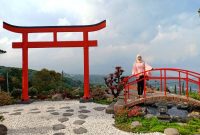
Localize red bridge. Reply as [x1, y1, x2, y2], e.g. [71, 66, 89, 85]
[121, 68, 200, 108]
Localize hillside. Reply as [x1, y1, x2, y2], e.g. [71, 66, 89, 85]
[64, 73, 106, 85]
[0, 66, 82, 91]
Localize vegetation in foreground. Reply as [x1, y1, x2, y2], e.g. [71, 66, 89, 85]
[190, 92, 200, 101]
[115, 111, 200, 135]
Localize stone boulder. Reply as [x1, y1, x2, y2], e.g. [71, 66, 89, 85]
[144, 114, 154, 119]
[131, 121, 142, 128]
[188, 111, 200, 119]
[0, 124, 7, 135]
[164, 128, 179, 135]
[52, 94, 63, 101]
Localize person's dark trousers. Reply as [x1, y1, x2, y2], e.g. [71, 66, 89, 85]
[137, 75, 144, 95]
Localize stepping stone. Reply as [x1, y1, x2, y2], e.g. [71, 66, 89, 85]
[47, 107, 55, 109]
[53, 133, 65, 135]
[10, 112, 21, 115]
[78, 110, 90, 113]
[66, 109, 74, 112]
[79, 106, 86, 109]
[30, 108, 39, 111]
[46, 110, 56, 112]
[60, 106, 70, 109]
[93, 107, 106, 111]
[78, 114, 88, 119]
[51, 112, 59, 115]
[53, 124, 66, 130]
[30, 111, 41, 114]
[58, 117, 69, 123]
[73, 127, 87, 134]
[73, 120, 85, 125]
[63, 113, 73, 117]
[13, 109, 23, 112]
[0, 112, 9, 114]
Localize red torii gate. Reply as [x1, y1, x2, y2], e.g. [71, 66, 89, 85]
[3, 20, 106, 102]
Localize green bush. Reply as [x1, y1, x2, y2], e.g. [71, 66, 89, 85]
[11, 88, 21, 99]
[190, 92, 200, 101]
[115, 116, 200, 135]
[29, 87, 38, 98]
[0, 91, 13, 106]
[0, 115, 4, 122]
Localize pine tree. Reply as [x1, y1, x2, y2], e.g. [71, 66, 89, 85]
[174, 84, 177, 94]
[182, 82, 185, 95]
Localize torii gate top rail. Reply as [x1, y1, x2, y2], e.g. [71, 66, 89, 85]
[123, 68, 200, 104]
[3, 20, 106, 33]
[3, 20, 106, 101]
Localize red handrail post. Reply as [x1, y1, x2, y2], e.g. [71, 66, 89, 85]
[179, 71, 181, 95]
[144, 71, 146, 98]
[199, 78, 200, 95]
[128, 84, 130, 99]
[164, 69, 166, 96]
[186, 71, 189, 99]
[160, 70, 162, 92]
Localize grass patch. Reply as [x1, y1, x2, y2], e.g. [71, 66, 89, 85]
[115, 116, 200, 135]
[93, 99, 113, 105]
[189, 92, 200, 101]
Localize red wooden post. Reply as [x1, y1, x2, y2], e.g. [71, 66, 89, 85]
[179, 71, 181, 95]
[160, 70, 162, 92]
[164, 69, 166, 96]
[199, 78, 200, 95]
[128, 84, 130, 99]
[83, 32, 90, 99]
[186, 72, 189, 99]
[144, 71, 146, 98]
[22, 33, 29, 101]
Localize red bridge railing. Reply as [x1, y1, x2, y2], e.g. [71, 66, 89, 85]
[123, 68, 200, 104]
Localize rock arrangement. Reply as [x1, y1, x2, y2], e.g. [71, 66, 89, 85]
[0, 101, 166, 135]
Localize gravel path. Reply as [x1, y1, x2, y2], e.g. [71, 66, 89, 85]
[0, 100, 164, 135]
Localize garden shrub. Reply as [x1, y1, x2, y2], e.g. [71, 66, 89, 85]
[0, 116, 4, 122]
[0, 91, 13, 106]
[190, 92, 200, 101]
[11, 88, 21, 99]
[128, 106, 143, 117]
[90, 86, 106, 100]
[29, 87, 38, 98]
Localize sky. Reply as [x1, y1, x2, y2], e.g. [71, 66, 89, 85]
[0, 0, 200, 75]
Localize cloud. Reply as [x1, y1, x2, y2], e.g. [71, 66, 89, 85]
[1, 0, 200, 74]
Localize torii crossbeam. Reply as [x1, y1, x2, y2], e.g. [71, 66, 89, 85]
[3, 20, 106, 101]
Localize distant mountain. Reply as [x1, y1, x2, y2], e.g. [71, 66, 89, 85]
[64, 73, 106, 85]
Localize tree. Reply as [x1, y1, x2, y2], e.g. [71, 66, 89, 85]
[174, 84, 177, 94]
[104, 66, 126, 98]
[32, 68, 62, 92]
[182, 82, 185, 95]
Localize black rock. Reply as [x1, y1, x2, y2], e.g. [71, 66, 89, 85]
[0, 124, 7, 135]
[93, 107, 106, 111]
[73, 127, 88, 134]
[51, 112, 59, 115]
[78, 114, 88, 119]
[63, 113, 73, 116]
[73, 120, 85, 125]
[53, 124, 66, 130]
[78, 110, 91, 113]
[58, 117, 69, 123]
